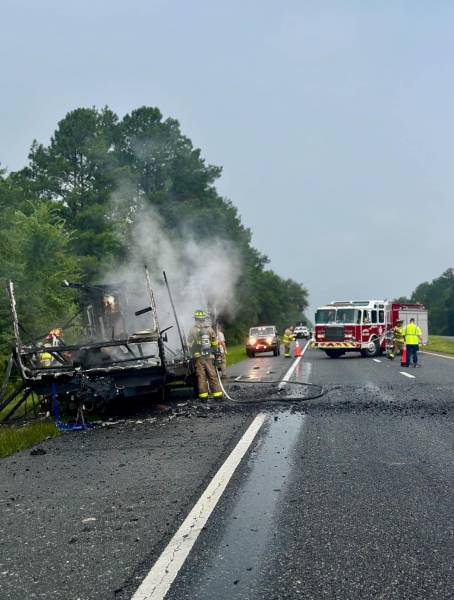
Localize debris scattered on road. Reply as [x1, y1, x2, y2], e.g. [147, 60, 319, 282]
[30, 448, 46, 456]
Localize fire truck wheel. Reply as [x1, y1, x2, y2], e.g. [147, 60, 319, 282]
[361, 338, 380, 358]
[324, 349, 344, 358]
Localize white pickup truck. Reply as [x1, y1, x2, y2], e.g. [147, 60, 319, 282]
[294, 325, 310, 339]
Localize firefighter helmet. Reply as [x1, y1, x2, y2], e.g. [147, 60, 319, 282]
[194, 310, 207, 320]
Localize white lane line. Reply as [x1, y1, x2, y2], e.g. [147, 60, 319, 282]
[400, 371, 416, 379]
[131, 413, 267, 600]
[373, 358, 382, 363]
[422, 350, 454, 361]
[278, 340, 311, 388]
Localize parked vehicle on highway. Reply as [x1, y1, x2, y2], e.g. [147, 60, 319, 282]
[246, 326, 280, 357]
[294, 325, 310, 339]
[311, 300, 428, 358]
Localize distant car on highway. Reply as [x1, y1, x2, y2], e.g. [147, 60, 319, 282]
[294, 325, 310, 339]
[246, 326, 280, 357]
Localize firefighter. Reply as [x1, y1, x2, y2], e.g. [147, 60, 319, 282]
[38, 343, 54, 367]
[391, 319, 405, 358]
[187, 310, 223, 400]
[283, 326, 294, 358]
[216, 326, 228, 379]
[402, 318, 423, 367]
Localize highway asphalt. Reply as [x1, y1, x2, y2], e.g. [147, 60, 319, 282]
[1, 342, 453, 599]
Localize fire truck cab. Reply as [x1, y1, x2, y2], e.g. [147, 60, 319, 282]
[311, 300, 428, 358]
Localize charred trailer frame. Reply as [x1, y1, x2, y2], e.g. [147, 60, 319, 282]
[1, 273, 191, 420]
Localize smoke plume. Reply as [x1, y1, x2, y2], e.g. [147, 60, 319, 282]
[108, 206, 242, 352]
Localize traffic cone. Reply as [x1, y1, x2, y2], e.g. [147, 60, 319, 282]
[400, 345, 407, 366]
[295, 340, 302, 357]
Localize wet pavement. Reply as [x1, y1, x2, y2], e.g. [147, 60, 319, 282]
[1, 342, 454, 599]
[166, 412, 306, 600]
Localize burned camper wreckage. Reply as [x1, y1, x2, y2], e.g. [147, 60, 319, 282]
[1, 271, 192, 421]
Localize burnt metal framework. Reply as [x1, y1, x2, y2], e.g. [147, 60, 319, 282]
[0, 273, 191, 421]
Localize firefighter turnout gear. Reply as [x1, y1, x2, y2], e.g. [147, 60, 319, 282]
[283, 327, 294, 358]
[216, 329, 227, 378]
[389, 322, 405, 359]
[38, 346, 53, 367]
[188, 315, 223, 400]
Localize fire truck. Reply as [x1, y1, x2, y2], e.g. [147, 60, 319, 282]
[311, 300, 428, 358]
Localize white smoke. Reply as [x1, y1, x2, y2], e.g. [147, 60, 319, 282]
[107, 205, 242, 352]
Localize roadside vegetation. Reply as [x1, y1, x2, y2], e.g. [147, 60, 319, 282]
[0, 389, 41, 422]
[0, 420, 60, 458]
[226, 344, 246, 367]
[396, 268, 454, 335]
[0, 105, 309, 387]
[425, 336, 454, 355]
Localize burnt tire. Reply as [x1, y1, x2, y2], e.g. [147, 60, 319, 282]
[361, 338, 380, 358]
[325, 349, 344, 358]
[247, 350, 255, 358]
[273, 348, 279, 356]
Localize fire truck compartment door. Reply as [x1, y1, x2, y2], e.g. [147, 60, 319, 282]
[398, 310, 429, 343]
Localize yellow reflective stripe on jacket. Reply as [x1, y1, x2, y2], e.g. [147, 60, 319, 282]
[403, 323, 422, 345]
[393, 326, 404, 341]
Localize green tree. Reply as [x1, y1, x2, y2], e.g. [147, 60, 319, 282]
[8, 104, 310, 346]
[0, 201, 81, 356]
[410, 269, 454, 335]
[117, 106, 221, 209]
[17, 107, 122, 280]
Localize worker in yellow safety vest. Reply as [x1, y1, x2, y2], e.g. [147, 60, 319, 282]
[283, 326, 294, 358]
[187, 310, 223, 400]
[402, 318, 422, 368]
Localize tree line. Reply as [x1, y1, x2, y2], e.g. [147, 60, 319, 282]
[0, 106, 309, 367]
[395, 268, 454, 335]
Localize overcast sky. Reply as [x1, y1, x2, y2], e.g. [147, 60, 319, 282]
[1, 0, 453, 318]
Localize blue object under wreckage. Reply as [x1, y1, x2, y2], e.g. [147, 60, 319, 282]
[52, 383, 93, 431]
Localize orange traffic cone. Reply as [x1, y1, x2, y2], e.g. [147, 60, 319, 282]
[400, 345, 407, 366]
[295, 340, 302, 357]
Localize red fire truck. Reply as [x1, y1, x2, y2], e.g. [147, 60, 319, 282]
[311, 300, 428, 358]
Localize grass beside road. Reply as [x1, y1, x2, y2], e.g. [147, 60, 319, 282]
[425, 336, 454, 355]
[227, 344, 246, 367]
[0, 392, 39, 422]
[0, 420, 60, 459]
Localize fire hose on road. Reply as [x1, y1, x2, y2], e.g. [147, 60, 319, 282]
[215, 369, 326, 403]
